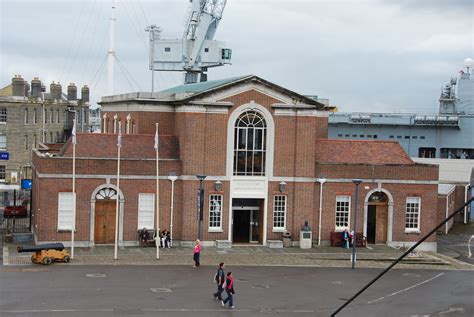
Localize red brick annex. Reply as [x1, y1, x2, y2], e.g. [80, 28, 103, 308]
[32, 75, 439, 251]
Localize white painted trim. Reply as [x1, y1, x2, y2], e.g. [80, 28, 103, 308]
[363, 188, 394, 243]
[209, 82, 290, 105]
[89, 184, 125, 245]
[274, 109, 330, 117]
[102, 104, 175, 113]
[35, 172, 439, 185]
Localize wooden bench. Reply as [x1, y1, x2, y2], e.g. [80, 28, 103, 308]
[330, 232, 366, 247]
[138, 229, 156, 248]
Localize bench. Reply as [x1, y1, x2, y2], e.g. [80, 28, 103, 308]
[330, 232, 366, 247]
[138, 229, 156, 248]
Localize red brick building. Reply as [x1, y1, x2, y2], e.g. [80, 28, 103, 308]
[32, 75, 439, 250]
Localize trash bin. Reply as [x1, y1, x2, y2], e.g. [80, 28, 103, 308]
[282, 232, 292, 247]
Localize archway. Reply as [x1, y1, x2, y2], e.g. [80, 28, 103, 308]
[363, 188, 394, 244]
[366, 191, 389, 244]
[89, 184, 125, 245]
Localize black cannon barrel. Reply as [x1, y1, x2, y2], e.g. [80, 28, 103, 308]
[17, 243, 65, 253]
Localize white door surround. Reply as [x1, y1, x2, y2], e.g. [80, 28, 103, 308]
[363, 187, 394, 244]
[226, 103, 275, 245]
[89, 184, 125, 246]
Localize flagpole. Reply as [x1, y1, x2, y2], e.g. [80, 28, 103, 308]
[155, 123, 160, 260]
[114, 121, 122, 260]
[71, 114, 77, 260]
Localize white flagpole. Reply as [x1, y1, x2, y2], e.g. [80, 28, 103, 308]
[155, 123, 160, 260]
[114, 121, 122, 260]
[71, 114, 77, 259]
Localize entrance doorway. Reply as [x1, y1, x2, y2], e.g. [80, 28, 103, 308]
[94, 200, 116, 244]
[232, 199, 263, 243]
[366, 192, 388, 244]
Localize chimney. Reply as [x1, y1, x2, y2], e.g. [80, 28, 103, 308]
[24, 81, 30, 97]
[50, 82, 62, 100]
[12, 75, 25, 97]
[81, 85, 90, 102]
[31, 77, 42, 97]
[67, 83, 77, 101]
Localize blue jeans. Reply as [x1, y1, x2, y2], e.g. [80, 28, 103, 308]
[193, 253, 200, 266]
[223, 289, 233, 307]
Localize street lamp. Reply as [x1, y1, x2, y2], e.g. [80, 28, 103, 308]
[316, 178, 327, 246]
[196, 174, 207, 240]
[352, 179, 362, 269]
[168, 172, 177, 245]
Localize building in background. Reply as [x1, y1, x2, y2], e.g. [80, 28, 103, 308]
[329, 59, 474, 223]
[0, 75, 90, 189]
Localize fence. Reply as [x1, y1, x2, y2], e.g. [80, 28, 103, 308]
[0, 189, 32, 235]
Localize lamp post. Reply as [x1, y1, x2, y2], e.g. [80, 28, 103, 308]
[352, 179, 362, 269]
[168, 172, 177, 245]
[316, 178, 326, 246]
[196, 175, 207, 240]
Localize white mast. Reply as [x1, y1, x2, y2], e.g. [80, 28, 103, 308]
[107, 2, 116, 95]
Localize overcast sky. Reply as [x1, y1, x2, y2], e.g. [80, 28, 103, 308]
[1, 0, 472, 112]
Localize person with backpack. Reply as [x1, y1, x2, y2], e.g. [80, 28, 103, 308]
[221, 271, 235, 309]
[213, 262, 225, 301]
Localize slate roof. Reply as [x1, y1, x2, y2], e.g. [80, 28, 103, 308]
[315, 139, 414, 165]
[61, 133, 179, 160]
[160, 75, 251, 94]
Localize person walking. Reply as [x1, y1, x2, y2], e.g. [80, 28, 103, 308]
[213, 262, 225, 301]
[221, 271, 235, 309]
[193, 239, 201, 268]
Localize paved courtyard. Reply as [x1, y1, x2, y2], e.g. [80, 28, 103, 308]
[4, 241, 474, 270]
[1, 265, 473, 316]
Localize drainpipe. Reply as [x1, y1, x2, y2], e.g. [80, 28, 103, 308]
[316, 178, 326, 245]
[465, 184, 469, 224]
[445, 194, 449, 234]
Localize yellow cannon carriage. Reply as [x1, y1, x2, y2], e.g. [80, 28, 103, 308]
[17, 243, 70, 265]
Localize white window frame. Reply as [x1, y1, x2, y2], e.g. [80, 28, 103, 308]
[0, 135, 6, 149]
[335, 195, 351, 231]
[273, 195, 287, 231]
[208, 194, 223, 232]
[137, 193, 155, 230]
[58, 192, 75, 231]
[405, 197, 421, 232]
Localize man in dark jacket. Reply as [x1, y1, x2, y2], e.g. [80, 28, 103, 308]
[213, 262, 225, 301]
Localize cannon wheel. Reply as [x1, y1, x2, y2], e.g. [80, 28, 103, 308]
[63, 256, 70, 263]
[43, 257, 52, 265]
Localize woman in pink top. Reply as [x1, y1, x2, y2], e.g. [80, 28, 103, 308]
[193, 239, 201, 268]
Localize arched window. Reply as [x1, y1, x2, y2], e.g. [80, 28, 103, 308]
[96, 188, 117, 200]
[234, 111, 266, 176]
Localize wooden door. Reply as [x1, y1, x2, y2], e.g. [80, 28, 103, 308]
[94, 200, 116, 244]
[375, 204, 388, 244]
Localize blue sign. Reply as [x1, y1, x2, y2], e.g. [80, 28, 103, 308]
[21, 179, 32, 189]
[0, 152, 9, 160]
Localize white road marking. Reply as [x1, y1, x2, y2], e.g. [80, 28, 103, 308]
[468, 235, 474, 258]
[368, 273, 445, 304]
[85, 273, 106, 278]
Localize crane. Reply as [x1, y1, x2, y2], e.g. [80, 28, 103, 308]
[147, 0, 232, 85]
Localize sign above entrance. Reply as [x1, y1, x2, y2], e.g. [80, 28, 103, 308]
[231, 179, 266, 198]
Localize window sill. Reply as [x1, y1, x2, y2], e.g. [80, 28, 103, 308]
[57, 229, 76, 233]
[405, 230, 421, 234]
[208, 228, 223, 233]
[272, 228, 287, 233]
[334, 228, 349, 232]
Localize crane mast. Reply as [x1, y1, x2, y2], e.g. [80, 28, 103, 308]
[147, 0, 232, 85]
